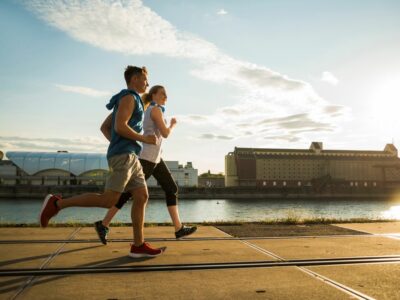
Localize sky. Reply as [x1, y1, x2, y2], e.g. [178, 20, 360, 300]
[0, 0, 400, 174]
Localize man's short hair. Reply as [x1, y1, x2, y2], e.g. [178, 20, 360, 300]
[124, 66, 147, 85]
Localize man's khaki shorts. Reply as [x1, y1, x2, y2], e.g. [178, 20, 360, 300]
[105, 153, 146, 193]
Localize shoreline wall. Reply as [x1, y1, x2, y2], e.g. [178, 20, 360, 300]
[0, 185, 397, 200]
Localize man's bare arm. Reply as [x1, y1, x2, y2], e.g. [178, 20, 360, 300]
[100, 113, 112, 142]
[115, 95, 157, 144]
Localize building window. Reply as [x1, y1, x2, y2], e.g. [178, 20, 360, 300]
[355, 182, 358, 187]
[273, 181, 277, 186]
[298, 181, 301, 186]
[350, 182, 353, 187]
[283, 181, 287, 186]
[364, 182, 368, 187]
[373, 182, 377, 187]
[263, 181, 267, 186]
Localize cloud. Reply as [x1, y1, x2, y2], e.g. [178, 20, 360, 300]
[55, 84, 111, 98]
[324, 105, 343, 113]
[217, 108, 241, 116]
[25, 0, 316, 95]
[26, 0, 350, 144]
[217, 9, 228, 15]
[0, 136, 107, 153]
[237, 66, 305, 90]
[321, 71, 339, 86]
[264, 135, 301, 143]
[199, 133, 234, 140]
[257, 113, 333, 130]
[177, 115, 211, 125]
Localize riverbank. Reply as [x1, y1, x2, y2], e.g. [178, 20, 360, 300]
[0, 218, 396, 228]
[1, 185, 399, 200]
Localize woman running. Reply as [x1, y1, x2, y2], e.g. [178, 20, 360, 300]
[95, 85, 197, 244]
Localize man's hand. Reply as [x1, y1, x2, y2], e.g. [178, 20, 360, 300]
[143, 134, 158, 145]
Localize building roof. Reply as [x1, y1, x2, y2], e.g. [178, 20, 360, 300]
[5, 151, 198, 176]
[232, 143, 398, 159]
[6, 151, 108, 176]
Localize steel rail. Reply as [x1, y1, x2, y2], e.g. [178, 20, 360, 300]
[1, 256, 399, 277]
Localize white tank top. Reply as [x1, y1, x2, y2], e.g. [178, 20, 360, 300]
[139, 105, 165, 163]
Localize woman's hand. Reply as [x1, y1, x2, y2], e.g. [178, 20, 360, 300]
[170, 117, 177, 128]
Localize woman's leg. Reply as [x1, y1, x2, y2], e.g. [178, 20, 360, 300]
[102, 207, 119, 228]
[95, 191, 131, 244]
[167, 205, 183, 231]
[151, 159, 182, 231]
[101, 192, 131, 227]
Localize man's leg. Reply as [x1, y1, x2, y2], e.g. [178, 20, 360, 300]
[93, 153, 140, 244]
[121, 155, 163, 257]
[128, 185, 163, 257]
[58, 190, 121, 209]
[41, 153, 132, 228]
[130, 186, 148, 246]
[40, 190, 121, 227]
[101, 160, 155, 229]
[95, 153, 135, 228]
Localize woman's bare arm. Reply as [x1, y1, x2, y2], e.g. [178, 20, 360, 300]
[151, 107, 177, 138]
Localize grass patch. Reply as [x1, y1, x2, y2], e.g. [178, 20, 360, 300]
[0, 218, 397, 228]
[201, 218, 396, 226]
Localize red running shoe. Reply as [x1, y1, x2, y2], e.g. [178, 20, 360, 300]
[39, 194, 61, 228]
[129, 242, 163, 258]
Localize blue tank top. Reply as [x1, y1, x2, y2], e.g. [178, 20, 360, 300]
[106, 89, 144, 159]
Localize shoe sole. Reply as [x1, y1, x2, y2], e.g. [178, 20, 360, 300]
[176, 227, 198, 240]
[128, 252, 162, 258]
[95, 230, 107, 245]
[39, 194, 53, 228]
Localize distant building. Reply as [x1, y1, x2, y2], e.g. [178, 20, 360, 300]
[3, 151, 108, 186]
[146, 161, 197, 187]
[225, 142, 400, 188]
[0, 160, 17, 185]
[0, 151, 198, 187]
[198, 171, 225, 188]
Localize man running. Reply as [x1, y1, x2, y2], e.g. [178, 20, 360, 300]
[39, 66, 163, 257]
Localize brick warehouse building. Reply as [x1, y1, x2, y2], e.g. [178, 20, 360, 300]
[225, 142, 400, 189]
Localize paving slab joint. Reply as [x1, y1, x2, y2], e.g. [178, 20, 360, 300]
[10, 227, 81, 300]
[220, 226, 376, 300]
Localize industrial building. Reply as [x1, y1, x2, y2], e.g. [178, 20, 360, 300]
[225, 142, 400, 189]
[0, 151, 198, 187]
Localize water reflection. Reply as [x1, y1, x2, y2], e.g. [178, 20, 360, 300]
[381, 205, 400, 220]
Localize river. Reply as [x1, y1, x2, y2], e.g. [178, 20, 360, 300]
[1, 198, 400, 224]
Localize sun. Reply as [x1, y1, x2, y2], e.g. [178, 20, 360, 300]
[370, 76, 400, 133]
